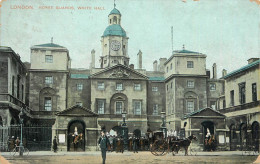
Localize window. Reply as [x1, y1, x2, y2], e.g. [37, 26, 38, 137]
[45, 76, 53, 84]
[170, 63, 173, 70]
[134, 84, 141, 91]
[76, 102, 82, 106]
[167, 85, 168, 91]
[17, 75, 20, 99]
[187, 80, 194, 88]
[187, 61, 194, 68]
[171, 82, 173, 89]
[12, 76, 15, 96]
[210, 83, 216, 91]
[97, 100, 105, 114]
[252, 83, 257, 102]
[21, 85, 24, 101]
[186, 101, 194, 113]
[134, 101, 141, 115]
[116, 101, 123, 114]
[167, 67, 169, 73]
[76, 84, 83, 91]
[44, 97, 52, 111]
[116, 83, 123, 91]
[223, 100, 226, 109]
[45, 55, 53, 63]
[104, 60, 107, 64]
[98, 82, 104, 90]
[239, 83, 246, 104]
[210, 101, 216, 110]
[153, 104, 158, 115]
[152, 87, 158, 92]
[230, 90, 234, 106]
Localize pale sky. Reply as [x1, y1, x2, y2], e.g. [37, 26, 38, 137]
[0, 0, 259, 78]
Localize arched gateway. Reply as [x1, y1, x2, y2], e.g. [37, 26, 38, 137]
[54, 105, 99, 152]
[68, 120, 85, 151]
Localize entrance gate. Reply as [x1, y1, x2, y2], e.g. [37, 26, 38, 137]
[0, 124, 52, 151]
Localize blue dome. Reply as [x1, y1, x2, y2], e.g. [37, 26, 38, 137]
[103, 24, 126, 37]
[109, 8, 121, 15]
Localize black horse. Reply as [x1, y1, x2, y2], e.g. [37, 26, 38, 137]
[170, 134, 197, 156]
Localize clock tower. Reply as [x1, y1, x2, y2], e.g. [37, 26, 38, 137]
[100, 6, 129, 68]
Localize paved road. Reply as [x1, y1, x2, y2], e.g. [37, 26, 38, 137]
[1, 151, 259, 164]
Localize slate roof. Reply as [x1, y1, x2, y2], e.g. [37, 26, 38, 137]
[56, 105, 98, 116]
[109, 8, 121, 15]
[34, 43, 65, 48]
[183, 107, 225, 119]
[103, 24, 127, 37]
[223, 59, 260, 79]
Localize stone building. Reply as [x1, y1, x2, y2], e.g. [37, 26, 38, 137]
[0, 47, 31, 149]
[1, 5, 259, 152]
[0, 47, 29, 126]
[219, 58, 260, 151]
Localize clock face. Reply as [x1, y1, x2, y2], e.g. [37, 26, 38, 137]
[110, 40, 121, 51]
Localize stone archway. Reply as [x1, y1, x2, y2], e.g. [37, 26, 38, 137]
[133, 129, 141, 138]
[240, 123, 247, 150]
[67, 120, 85, 151]
[251, 121, 259, 151]
[201, 121, 215, 150]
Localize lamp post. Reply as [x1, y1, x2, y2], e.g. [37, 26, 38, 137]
[121, 111, 128, 150]
[160, 112, 167, 139]
[18, 107, 25, 156]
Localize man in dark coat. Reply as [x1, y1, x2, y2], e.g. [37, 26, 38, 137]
[53, 136, 58, 152]
[98, 131, 110, 164]
[133, 135, 138, 153]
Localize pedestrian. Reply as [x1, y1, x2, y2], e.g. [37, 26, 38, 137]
[53, 136, 58, 152]
[98, 130, 110, 164]
[133, 135, 138, 153]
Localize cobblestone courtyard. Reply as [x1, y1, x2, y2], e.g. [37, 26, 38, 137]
[1, 151, 259, 164]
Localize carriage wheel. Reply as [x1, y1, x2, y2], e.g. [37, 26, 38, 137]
[153, 140, 168, 156]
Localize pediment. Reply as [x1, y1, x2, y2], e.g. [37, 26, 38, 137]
[56, 105, 98, 117]
[91, 64, 148, 80]
[185, 107, 225, 118]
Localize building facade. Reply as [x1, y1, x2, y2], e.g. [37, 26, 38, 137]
[0, 6, 259, 152]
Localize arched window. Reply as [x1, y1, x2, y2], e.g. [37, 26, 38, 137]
[39, 87, 57, 111]
[113, 16, 117, 24]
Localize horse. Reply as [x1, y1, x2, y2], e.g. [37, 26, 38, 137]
[205, 135, 216, 151]
[170, 134, 197, 156]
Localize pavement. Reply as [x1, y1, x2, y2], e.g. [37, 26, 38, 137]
[0, 151, 259, 164]
[0, 150, 258, 156]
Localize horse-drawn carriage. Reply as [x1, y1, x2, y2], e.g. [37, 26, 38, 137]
[150, 131, 197, 156]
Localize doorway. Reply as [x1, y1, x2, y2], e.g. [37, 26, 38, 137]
[201, 121, 215, 150]
[67, 120, 85, 151]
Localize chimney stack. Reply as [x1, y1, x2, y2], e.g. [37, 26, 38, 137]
[130, 64, 134, 69]
[222, 69, 227, 77]
[159, 58, 167, 72]
[153, 60, 158, 71]
[91, 49, 95, 69]
[137, 50, 142, 69]
[212, 63, 217, 79]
